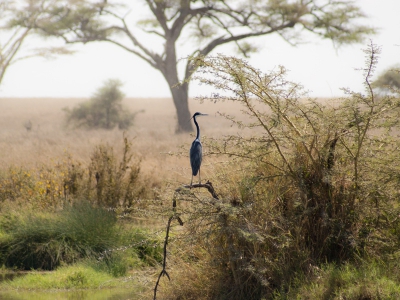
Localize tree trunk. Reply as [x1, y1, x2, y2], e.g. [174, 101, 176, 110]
[163, 38, 193, 133]
[169, 81, 193, 133]
[161, 35, 194, 133]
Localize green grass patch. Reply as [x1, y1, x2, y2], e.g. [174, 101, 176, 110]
[1, 265, 114, 290]
[277, 260, 400, 299]
[0, 289, 141, 300]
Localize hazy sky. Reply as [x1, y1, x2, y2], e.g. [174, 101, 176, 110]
[0, 0, 399, 99]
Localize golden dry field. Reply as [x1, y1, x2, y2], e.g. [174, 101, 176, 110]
[0, 97, 249, 185]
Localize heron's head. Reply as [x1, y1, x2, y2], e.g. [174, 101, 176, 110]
[191, 112, 208, 119]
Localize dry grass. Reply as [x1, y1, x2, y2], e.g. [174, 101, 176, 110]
[0, 97, 249, 185]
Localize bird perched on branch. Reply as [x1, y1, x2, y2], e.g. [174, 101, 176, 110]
[190, 112, 207, 186]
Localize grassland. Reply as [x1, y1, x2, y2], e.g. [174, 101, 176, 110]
[0, 97, 249, 183]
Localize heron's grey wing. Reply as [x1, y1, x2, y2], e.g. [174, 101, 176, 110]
[190, 140, 202, 176]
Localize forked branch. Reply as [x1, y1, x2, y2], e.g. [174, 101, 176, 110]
[153, 181, 219, 299]
[153, 213, 183, 300]
[182, 180, 220, 200]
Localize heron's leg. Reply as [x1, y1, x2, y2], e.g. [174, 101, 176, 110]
[199, 168, 201, 184]
[190, 175, 193, 187]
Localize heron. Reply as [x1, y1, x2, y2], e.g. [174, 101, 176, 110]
[190, 112, 208, 186]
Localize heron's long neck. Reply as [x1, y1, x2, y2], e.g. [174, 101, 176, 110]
[193, 116, 200, 140]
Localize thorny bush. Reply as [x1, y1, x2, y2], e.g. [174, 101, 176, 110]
[165, 43, 400, 299]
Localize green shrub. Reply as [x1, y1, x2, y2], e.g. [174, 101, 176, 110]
[64, 79, 139, 130]
[0, 201, 118, 270]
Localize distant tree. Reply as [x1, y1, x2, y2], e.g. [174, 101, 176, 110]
[0, 0, 71, 87]
[64, 79, 138, 130]
[14, 0, 374, 132]
[372, 64, 400, 94]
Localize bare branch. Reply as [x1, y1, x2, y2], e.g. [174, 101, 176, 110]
[182, 181, 219, 200]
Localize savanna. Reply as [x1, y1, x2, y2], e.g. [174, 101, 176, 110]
[1, 45, 400, 300]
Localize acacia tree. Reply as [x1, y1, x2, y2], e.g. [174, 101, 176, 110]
[0, 0, 71, 87]
[14, 0, 374, 132]
[372, 64, 400, 94]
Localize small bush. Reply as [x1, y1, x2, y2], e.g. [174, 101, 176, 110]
[0, 136, 152, 210]
[372, 64, 400, 93]
[66, 136, 152, 209]
[64, 79, 138, 130]
[0, 201, 118, 270]
[84, 137, 146, 208]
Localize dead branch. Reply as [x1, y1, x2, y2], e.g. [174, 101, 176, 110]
[153, 216, 172, 299]
[153, 181, 218, 299]
[153, 211, 183, 299]
[181, 180, 220, 200]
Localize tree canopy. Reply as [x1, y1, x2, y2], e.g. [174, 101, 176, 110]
[11, 0, 375, 131]
[372, 64, 400, 93]
[0, 0, 71, 86]
[64, 78, 138, 130]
